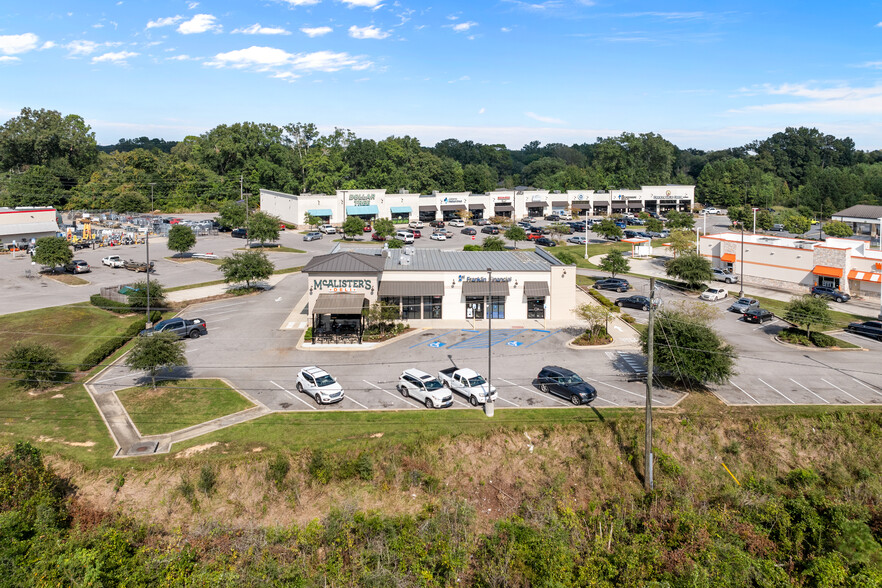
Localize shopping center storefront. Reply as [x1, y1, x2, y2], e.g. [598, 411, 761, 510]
[302, 246, 575, 342]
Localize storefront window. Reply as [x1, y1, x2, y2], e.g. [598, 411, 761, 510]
[527, 297, 545, 319]
[402, 296, 421, 320]
[379, 297, 401, 319]
[489, 296, 505, 319]
[423, 296, 442, 319]
[465, 296, 484, 320]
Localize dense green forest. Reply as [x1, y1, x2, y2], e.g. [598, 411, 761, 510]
[2, 107, 882, 215]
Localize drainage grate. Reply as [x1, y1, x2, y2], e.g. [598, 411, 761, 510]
[127, 441, 158, 455]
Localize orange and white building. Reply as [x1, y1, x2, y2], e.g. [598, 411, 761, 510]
[699, 232, 882, 300]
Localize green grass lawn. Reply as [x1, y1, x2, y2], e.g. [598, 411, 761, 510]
[165, 266, 303, 292]
[724, 291, 868, 331]
[116, 379, 254, 436]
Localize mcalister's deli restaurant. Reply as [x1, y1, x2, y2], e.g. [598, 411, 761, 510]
[301, 245, 576, 344]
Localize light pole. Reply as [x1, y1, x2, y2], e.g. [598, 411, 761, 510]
[484, 267, 495, 417]
[584, 215, 589, 259]
[738, 221, 745, 298]
[146, 182, 155, 329]
[752, 207, 758, 235]
[878, 219, 882, 320]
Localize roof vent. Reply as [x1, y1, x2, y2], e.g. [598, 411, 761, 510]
[404, 245, 415, 255]
[399, 253, 411, 266]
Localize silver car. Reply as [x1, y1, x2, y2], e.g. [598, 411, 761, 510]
[728, 298, 760, 314]
[303, 231, 322, 241]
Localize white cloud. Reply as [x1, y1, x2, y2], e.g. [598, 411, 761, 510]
[167, 54, 196, 61]
[66, 40, 100, 55]
[233, 23, 292, 35]
[859, 61, 882, 69]
[0, 56, 20, 63]
[478, 107, 485, 114]
[452, 21, 477, 32]
[93, 23, 104, 29]
[500, 27, 511, 32]
[40, 41, 56, 50]
[146, 15, 183, 29]
[876, 21, 882, 27]
[340, 0, 383, 7]
[177, 14, 221, 34]
[92, 51, 139, 64]
[525, 111, 566, 124]
[348, 25, 390, 39]
[0, 33, 39, 55]
[280, 0, 320, 4]
[448, 75, 470, 83]
[188, 1, 199, 8]
[205, 45, 371, 75]
[736, 83, 882, 115]
[301, 26, 333, 37]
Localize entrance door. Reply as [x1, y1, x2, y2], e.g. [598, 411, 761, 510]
[488, 296, 505, 319]
[465, 296, 484, 320]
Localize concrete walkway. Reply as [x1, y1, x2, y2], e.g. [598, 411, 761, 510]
[587, 251, 882, 319]
[165, 273, 290, 303]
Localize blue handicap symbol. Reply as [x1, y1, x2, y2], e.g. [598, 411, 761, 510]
[428, 341, 446, 348]
[506, 341, 523, 347]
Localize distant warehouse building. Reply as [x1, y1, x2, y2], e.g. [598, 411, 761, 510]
[0, 207, 61, 250]
[700, 232, 882, 299]
[302, 245, 575, 344]
[260, 186, 695, 227]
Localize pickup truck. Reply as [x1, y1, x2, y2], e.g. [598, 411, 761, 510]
[139, 317, 207, 339]
[437, 367, 497, 406]
[102, 255, 125, 268]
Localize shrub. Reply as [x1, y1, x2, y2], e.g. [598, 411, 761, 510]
[197, 466, 217, 496]
[2, 342, 67, 389]
[79, 311, 162, 372]
[89, 294, 131, 314]
[177, 477, 197, 508]
[308, 449, 331, 485]
[304, 327, 313, 341]
[266, 455, 290, 491]
[463, 244, 482, 251]
[588, 288, 621, 313]
[355, 453, 374, 481]
[779, 327, 839, 348]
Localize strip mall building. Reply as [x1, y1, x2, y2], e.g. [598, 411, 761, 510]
[301, 245, 575, 342]
[700, 232, 882, 300]
[261, 186, 694, 226]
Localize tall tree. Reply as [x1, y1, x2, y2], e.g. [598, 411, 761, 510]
[341, 216, 366, 239]
[127, 280, 166, 311]
[784, 214, 812, 236]
[593, 219, 623, 241]
[599, 250, 630, 277]
[219, 250, 274, 288]
[2, 342, 66, 390]
[504, 225, 527, 249]
[482, 236, 506, 251]
[784, 294, 833, 340]
[246, 211, 281, 246]
[665, 253, 712, 289]
[823, 221, 853, 238]
[373, 218, 395, 239]
[217, 200, 246, 230]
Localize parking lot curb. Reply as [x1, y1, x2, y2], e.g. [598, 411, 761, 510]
[771, 335, 867, 352]
[295, 326, 425, 351]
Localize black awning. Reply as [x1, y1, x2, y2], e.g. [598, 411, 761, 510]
[523, 281, 550, 297]
[526, 201, 548, 208]
[419, 205, 437, 212]
[551, 201, 569, 207]
[440, 204, 466, 211]
[494, 205, 514, 211]
[468, 203, 485, 209]
[313, 293, 366, 314]
[571, 202, 592, 209]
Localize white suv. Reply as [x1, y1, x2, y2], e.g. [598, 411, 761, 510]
[408, 220, 424, 229]
[296, 366, 344, 404]
[397, 369, 453, 409]
[448, 219, 465, 227]
[319, 224, 337, 234]
[395, 230, 415, 244]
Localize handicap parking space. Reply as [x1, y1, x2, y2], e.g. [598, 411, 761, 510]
[718, 372, 882, 406]
[407, 328, 564, 351]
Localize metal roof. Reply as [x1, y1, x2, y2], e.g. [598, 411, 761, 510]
[383, 249, 559, 272]
[832, 205, 882, 220]
[313, 293, 366, 314]
[303, 251, 387, 273]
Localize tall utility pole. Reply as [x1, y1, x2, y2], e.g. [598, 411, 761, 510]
[739, 222, 745, 299]
[146, 182, 156, 329]
[644, 276, 655, 491]
[484, 267, 495, 417]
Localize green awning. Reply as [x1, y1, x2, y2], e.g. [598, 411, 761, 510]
[346, 205, 379, 215]
[308, 209, 332, 216]
[390, 206, 412, 213]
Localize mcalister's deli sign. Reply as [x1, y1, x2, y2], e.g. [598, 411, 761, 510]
[312, 278, 373, 293]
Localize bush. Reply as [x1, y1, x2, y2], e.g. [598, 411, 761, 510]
[463, 244, 482, 251]
[266, 455, 290, 491]
[588, 288, 621, 313]
[2, 342, 67, 389]
[89, 294, 131, 314]
[78, 311, 162, 372]
[197, 466, 217, 496]
[304, 327, 313, 341]
[355, 453, 374, 481]
[308, 449, 331, 485]
[779, 327, 839, 348]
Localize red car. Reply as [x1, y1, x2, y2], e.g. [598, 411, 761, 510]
[363, 224, 372, 232]
[371, 232, 386, 242]
[526, 232, 543, 241]
[410, 229, 421, 238]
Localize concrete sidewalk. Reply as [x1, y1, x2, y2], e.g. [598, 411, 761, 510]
[165, 273, 291, 303]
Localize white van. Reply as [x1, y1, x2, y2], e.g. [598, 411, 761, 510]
[395, 230, 415, 244]
[408, 220, 424, 229]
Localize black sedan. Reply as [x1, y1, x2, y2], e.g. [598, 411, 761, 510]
[615, 295, 651, 311]
[594, 277, 630, 292]
[535, 237, 556, 247]
[536, 366, 596, 405]
[744, 308, 775, 324]
[481, 226, 500, 234]
[846, 320, 882, 341]
[461, 227, 477, 235]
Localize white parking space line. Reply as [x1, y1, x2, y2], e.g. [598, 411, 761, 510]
[363, 380, 421, 408]
[821, 378, 864, 404]
[210, 317, 233, 323]
[728, 380, 759, 404]
[344, 395, 370, 410]
[270, 380, 317, 410]
[583, 377, 644, 399]
[450, 396, 470, 407]
[199, 308, 244, 318]
[789, 378, 829, 404]
[758, 378, 795, 404]
[495, 395, 520, 407]
[594, 396, 620, 406]
[851, 378, 882, 398]
[499, 378, 570, 406]
[97, 370, 146, 384]
[200, 301, 248, 311]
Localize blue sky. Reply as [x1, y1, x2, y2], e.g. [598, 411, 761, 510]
[2, 0, 882, 150]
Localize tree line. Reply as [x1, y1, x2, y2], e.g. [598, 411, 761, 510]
[2, 107, 882, 216]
